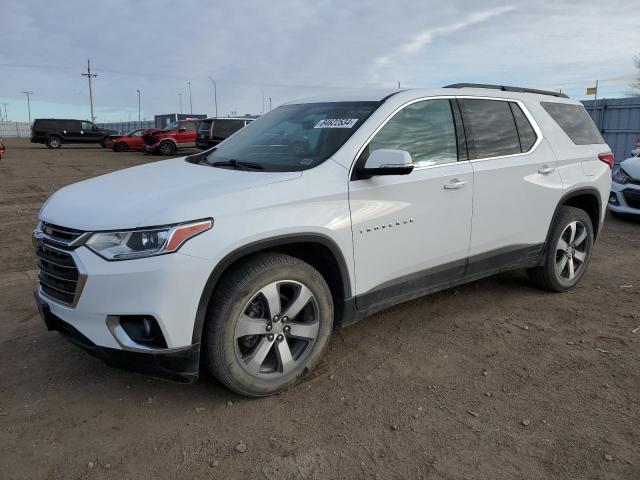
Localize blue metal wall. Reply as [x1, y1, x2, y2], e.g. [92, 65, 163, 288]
[96, 121, 155, 133]
[582, 97, 640, 164]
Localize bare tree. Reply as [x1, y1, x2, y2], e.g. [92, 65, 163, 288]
[632, 54, 640, 93]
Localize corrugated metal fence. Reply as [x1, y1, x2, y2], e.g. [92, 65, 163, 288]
[96, 121, 155, 133]
[582, 97, 640, 163]
[0, 122, 31, 138]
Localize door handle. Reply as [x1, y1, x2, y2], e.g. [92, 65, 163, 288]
[538, 165, 555, 175]
[444, 179, 467, 190]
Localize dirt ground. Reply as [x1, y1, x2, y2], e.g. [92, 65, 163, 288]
[0, 138, 638, 480]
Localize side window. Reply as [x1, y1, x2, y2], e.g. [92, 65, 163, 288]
[183, 122, 197, 131]
[458, 99, 521, 159]
[367, 99, 457, 167]
[540, 102, 605, 145]
[81, 121, 95, 131]
[510, 103, 538, 152]
[131, 130, 143, 137]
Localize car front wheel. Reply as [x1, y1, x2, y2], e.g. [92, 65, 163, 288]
[159, 141, 176, 155]
[205, 253, 333, 397]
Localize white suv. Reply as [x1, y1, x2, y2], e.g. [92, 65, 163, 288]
[33, 84, 612, 396]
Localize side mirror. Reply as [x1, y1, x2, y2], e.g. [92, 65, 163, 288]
[361, 149, 414, 178]
[179, 127, 186, 132]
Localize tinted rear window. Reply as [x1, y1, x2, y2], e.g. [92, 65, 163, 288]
[198, 120, 213, 132]
[541, 102, 604, 145]
[459, 99, 521, 159]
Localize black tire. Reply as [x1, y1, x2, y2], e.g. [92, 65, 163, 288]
[46, 136, 62, 149]
[100, 137, 108, 148]
[115, 142, 129, 152]
[205, 253, 334, 397]
[527, 206, 594, 292]
[158, 141, 176, 156]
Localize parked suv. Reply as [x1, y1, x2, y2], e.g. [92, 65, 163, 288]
[31, 119, 119, 149]
[143, 119, 201, 155]
[196, 117, 254, 149]
[33, 84, 612, 396]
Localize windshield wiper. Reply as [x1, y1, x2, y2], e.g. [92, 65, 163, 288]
[210, 159, 265, 171]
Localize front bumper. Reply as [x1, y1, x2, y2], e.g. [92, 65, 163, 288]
[35, 292, 200, 383]
[34, 244, 217, 380]
[609, 181, 640, 216]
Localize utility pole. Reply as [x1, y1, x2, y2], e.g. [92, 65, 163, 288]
[136, 89, 141, 123]
[208, 76, 218, 118]
[0, 103, 7, 121]
[22, 91, 34, 124]
[179, 93, 183, 114]
[269, 97, 272, 111]
[81, 60, 98, 122]
[261, 89, 265, 115]
[187, 81, 193, 114]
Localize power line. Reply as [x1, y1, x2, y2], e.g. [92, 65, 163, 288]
[81, 59, 98, 122]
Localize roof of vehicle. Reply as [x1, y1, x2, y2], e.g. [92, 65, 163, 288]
[201, 117, 257, 122]
[285, 86, 579, 105]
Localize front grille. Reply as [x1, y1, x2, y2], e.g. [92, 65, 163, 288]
[35, 241, 82, 307]
[623, 189, 640, 209]
[41, 222, 85, 245]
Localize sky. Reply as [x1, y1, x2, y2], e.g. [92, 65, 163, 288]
[1, 0, 639, 123]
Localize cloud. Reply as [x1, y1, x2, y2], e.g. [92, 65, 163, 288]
[374, 5, 517, 68]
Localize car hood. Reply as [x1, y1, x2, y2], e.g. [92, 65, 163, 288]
[40, 157, 302, 230]
[621, 156, 640, 179]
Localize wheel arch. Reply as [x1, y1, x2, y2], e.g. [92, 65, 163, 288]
[541, 187, 603, 264]
[558, 188, 602, 238]
[191, 233, 353, 345]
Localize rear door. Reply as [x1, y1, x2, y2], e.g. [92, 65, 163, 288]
[349, 98, 473, 310]
[459, 97, 563, 269]
[62, 120, 83, 143]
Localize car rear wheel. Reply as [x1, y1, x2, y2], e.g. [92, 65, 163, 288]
[46, 136, 62, 149]
[528, 206, 594, 292]
[159, 141, 176, 156]
[205, 253, 333, 397]
[115, 142, 129, 152]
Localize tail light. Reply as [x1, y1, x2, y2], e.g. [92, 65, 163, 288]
[598, 152, 614, 169]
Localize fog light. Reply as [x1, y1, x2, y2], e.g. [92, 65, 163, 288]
[142, 317, 152, 337]
[119, 315, 167, 348]
[609, 193, 619, 205]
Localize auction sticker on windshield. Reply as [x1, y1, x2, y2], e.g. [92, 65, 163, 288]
[314, 118, 359, 128]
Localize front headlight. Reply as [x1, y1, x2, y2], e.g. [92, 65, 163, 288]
[85, 219, 212, 260]
[612, 165, 632, 184]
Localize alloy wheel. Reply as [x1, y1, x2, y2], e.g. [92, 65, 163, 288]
[555, 220, 589, 281]
[233, 280, 320, 379]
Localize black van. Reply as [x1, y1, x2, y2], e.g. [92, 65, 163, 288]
[31, 119, 119, 149]
[196, 117, 254, 149]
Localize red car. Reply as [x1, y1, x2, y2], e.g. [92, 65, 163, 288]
[107, 128, 159, 152]
[143, 119, 201, 155]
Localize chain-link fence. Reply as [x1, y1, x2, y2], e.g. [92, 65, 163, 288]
[0, 122, 31, 138]
[97, 121, 155, 133]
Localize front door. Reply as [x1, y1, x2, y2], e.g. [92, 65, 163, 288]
[348, 98, 473, 311]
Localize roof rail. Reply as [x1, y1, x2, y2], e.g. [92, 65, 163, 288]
[443, 83, 569, 99]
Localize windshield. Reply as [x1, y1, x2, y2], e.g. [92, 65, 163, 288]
[204, 102, 379, 171]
